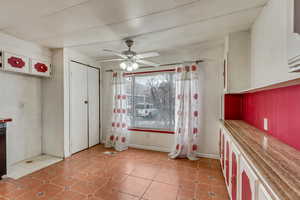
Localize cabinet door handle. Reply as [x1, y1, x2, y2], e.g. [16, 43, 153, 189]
[84, 100, 88, 104]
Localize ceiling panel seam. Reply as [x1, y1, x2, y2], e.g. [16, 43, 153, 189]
[64, 5, 263, 48]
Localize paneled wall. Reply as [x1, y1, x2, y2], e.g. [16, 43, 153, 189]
[224, 84, 300, 151]
[242, 85, 300, 150]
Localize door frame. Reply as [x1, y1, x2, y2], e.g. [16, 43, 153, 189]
[69, 60, 101, 155]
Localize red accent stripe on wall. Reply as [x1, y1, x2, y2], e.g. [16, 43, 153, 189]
[128, 128, 174, 134]
[224, 84, 300, 151]
[124, 69, 175, 76]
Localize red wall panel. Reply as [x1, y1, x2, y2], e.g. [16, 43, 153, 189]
[241, 85, 300, 151]
[224, 84, 300, 151]
[224, 94, 243, 120]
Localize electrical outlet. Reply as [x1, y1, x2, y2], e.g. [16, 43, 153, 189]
[264, 118, 268, 131]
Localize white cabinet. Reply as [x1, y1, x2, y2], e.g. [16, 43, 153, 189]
[230, 142, 240, 200]
[239, 156, 258, 200]
[224, 132, 231, 191]
[220, 125, 277, 200]
[2, 51, 51, 77]
[257, 184, 273, 200]
[223, 31, 251, 93]
[287, 0, 300, 72]
[220, 128, 225, 172]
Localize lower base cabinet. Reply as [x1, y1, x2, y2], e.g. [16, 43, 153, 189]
[220, 126, 274, 200]
[239, 156, 257, 200]
[231, 143, 239, 200]
[258, 184, 273, 200]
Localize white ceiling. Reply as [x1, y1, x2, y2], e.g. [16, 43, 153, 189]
[0, 0, 268, 60]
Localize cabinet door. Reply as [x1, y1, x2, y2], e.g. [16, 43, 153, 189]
[220, 129, 224, 170]
[219, 129, 222, 158]
[231, 143, 240, 200]
[287, 0, 300, 71]
[221, 131, 225, 171]
[239, 156, 257, 200]
[225, 134, 231, 187]
[258, 184, 273, 200]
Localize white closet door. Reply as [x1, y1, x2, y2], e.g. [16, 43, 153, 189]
[87, 67, 100, 147]
[70, 62, 88, 154]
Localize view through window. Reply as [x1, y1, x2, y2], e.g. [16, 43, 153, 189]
[126, 72, 175, 131]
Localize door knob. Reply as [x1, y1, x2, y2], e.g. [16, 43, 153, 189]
[84, 100, 88, 104]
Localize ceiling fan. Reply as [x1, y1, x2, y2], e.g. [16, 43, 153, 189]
[98, 39, 160, 71]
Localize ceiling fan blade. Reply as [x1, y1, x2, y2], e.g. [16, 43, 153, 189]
[136, 59, 159, 67]
[136, 52, 160, 59]
[103, 49, 127, 59]
[97, 58, 125, 63]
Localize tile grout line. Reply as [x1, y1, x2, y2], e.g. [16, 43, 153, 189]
[139, 177, 155, 200]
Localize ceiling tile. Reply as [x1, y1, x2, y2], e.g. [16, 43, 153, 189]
[33, 0, 266, 47]
[69, 7, 261, 58]
[0, 0, 267, 58]
[0, 0, 89, 29]
[2, 0, 196, 41]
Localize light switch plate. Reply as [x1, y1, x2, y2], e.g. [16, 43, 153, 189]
[264, 118, 268, 131]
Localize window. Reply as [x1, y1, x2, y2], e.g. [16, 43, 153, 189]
[126, 72, 175, 131]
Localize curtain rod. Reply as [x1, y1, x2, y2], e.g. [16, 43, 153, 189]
[104, 59, 203, 72]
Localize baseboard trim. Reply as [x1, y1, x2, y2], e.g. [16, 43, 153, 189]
[101, 141, 219, 160]
[196, 152, 219, 160]
[129, 144, 171, 153]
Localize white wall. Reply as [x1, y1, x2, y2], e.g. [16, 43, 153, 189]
[101, 45, 223, 157]
[42, 49, 65, 157]
[251, 0, 300, 88]
[0, 32, 51, 165]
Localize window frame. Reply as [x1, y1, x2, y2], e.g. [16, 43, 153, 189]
[125, 69, 176, 134]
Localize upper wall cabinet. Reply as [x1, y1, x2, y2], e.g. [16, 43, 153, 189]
[223, 31, 251, 93]
[287, 0, 300, 72]
[0, 50, 51, 77]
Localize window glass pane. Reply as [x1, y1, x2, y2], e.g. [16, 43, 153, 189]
[131, 73, 175, 131]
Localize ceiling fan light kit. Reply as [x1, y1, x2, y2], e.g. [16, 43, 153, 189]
[120, 60, 139, 71]
[101, 39, 160, 71]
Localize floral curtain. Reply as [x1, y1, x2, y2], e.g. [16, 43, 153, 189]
[169, 64, 201, 160]
[105, 72, 130, 151]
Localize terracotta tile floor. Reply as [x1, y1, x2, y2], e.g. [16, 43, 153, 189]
[0, 145, 229, 200]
